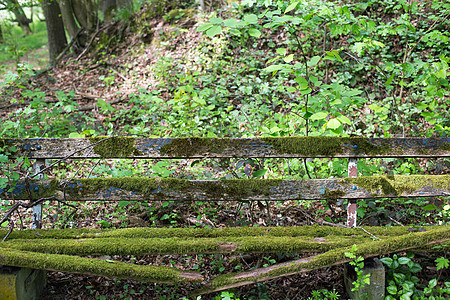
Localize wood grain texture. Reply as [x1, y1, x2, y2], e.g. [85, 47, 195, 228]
[2, 136, 449, 159]
[3, 175, 448, 201]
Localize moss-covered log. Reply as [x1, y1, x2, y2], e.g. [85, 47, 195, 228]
[194, 226, 450, 295]
[3, 175, 449, 201]
[0, 248, 203, 284]
[1, 236, 368, 255]
[1, 137, 449, 159]
[0, 225, 439, 241]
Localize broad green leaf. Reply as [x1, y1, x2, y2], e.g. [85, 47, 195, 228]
[337, 115, 351, 125]
[410, 263, 422, 273]
[422, 204, 437, 211]
[276, 48, 287, 55]
[398, 257, 411, 265]
[327, 118, 341, 129]
[244, 14, 258, 24]
[248, 28, 261, 37]
[286, 86, 296, 93]
[310, 111, 328, 120]
[253, 169, 268, 178]
[196, 23, 213, 32]
[299, 87, 312, 95]
[285, 1, 299, 14]
[69, 132, 85, 138]
[223, 18, 239, 28]
[387, 285, 397, 295]
[206, 25, 222, 37]
[342, 89, 363, 96]
[294, 76, 308, 89]
[283, 54, 294, 63]
[264, 64, 285, 73]
[380, 257, 393, 268]
[307, 56, 321, 67]
[209, 17, 223, 25]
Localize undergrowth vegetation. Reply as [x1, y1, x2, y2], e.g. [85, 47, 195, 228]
[0, 0, 449, 299]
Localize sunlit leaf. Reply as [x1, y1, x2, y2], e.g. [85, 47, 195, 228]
[244, 14, 258, 24]
[283, 54, 294, 63]
[327, 118, 341, 129]
[206, 25, 222, 37]
[285, 1, 299, 14]
[248, 28, 261, 37]
[310, 111, 328, 120]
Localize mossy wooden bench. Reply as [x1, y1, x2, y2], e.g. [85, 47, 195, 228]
[0, 137, 449, 295]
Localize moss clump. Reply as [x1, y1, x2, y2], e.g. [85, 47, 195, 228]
[159, 138, 229, 157]
[345, 175, 450, 197]
[89, 137, 142, 158]
[261, 137, 390, 157]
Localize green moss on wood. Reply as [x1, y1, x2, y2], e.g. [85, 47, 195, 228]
[205, 226, 450, 290]
[0, 248, 202, 284]
[89, 137, 142, 158]
[1, 225, 439, 240]
[345, 175, 450, 196]
[261, 137, 391, 156]
[160, 138, 229, 157]
[1, 236, 367, 255]
[62, 177, 284, 200]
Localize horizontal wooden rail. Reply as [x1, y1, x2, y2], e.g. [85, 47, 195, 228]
[1, 236, 368, 255]
[2, 225, 423, 240]
[2, 175, 449, 201]
[0, 248, 203, 284]
[2, 137, 449, 159]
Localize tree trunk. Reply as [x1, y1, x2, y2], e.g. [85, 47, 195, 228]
[42, 0, 68, 64]
[7, 0, 33, 35]
[59, 0, 80, 40]
[72, 0, 98, 33]
[101, 0, 117, 21]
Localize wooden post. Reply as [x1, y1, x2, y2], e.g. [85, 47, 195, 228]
[347, 158, 358, 227]
[32, 160, 45, 229]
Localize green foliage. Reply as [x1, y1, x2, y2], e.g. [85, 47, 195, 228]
[344, 244, 371, 293]
[0, 20, 47, 63]
[305, 289, 340, 300]
[381, 253, 450, 300]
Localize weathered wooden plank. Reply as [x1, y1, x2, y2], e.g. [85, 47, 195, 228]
[0, 226, 426, 240]
[2, 175, 448, 201]
[1, 137, 449, 159]
[1, 235, 367, 255]
[194, 226, 450, 295]
[0, 248, 203, 284]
